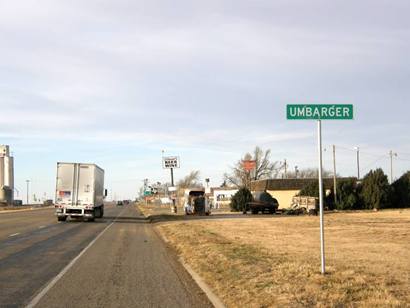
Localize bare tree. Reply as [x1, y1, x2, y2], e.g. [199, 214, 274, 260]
[224, 146, 283, 188]
[176, 170, 202, 188]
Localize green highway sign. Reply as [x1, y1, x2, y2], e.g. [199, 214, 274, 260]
[143, 191, 152, 196]
[286, 103, 355, 274]
[287, 104, 353, 120]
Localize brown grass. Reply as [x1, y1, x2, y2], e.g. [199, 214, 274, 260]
[157, 210, 410, 307]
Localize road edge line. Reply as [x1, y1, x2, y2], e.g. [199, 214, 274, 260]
[25, 220, 116, 308]
[156, 229, 226, 308]
[0, 206, 54, 214]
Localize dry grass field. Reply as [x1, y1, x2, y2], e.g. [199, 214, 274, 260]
[157, 210, 410, 307]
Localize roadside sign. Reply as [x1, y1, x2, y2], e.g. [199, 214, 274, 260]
[168, 186, 177, 192]
[287, 104, 353, 120]
[242, 160, 256, 171]
[162, 156, 180, 169]
[286, 104, 354, 275]
[143, 191, 152, 196]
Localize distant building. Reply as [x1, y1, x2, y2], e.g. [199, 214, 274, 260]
[211, 187, 238, 208]
[0, 145, 14, 204]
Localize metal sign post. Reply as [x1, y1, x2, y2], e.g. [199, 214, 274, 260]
[317, 120, 325, 274]
[163, 156, 180, 213]
[287, 104, 354, 275]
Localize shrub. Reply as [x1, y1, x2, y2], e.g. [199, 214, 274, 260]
[360, 169, 391, 209]
[230, 187, 253, 212]
[335, 178, 360, 210]
[391, 171, 410, 208]
[298, 180, 334, 209]
[298, 181, 322, 198]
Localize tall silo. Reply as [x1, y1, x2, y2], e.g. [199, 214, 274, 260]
[0, 145, 14, 204]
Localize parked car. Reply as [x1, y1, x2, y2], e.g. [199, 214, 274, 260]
[13, 199, 23, 206]
[43, 199, 53, 206]
[116, 200, 123, 206]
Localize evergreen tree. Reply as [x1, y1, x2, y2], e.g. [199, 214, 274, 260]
[360, 169, 391, 209]
[391, 171, 410, 208]
[230, 187, 253, 212]
[335, 178, 360, 210]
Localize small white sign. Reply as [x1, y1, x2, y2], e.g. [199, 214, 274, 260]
[168, 186, 177, 192]
[163, 156, 180, 169]
[160, 197, 172, 204]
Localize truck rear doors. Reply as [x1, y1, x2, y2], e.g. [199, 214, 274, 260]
[56, 163, 94, 206]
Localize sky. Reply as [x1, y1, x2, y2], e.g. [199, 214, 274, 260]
[0, 0, 409, 201]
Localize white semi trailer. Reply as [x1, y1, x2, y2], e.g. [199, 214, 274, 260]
[55, 162, 106, 222]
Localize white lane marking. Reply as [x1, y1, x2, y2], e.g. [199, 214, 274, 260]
[9, 233, 20, 237]
[26, 209, 123, 308]
[38, 225, 46, 229]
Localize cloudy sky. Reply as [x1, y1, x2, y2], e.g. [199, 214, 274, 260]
[1, 0, 409, 201]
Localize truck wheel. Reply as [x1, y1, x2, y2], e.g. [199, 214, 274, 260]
[269, 209, 275, 214]
[94, 207, 103, 218]
[58, 216, 67, 222]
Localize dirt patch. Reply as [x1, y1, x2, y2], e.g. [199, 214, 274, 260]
[157, 209, 410, 307]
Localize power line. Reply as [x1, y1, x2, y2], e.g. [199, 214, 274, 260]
[361, 155, 388, 172]
[332, 145, 408, 159]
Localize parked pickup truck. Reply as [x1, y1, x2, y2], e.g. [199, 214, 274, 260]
[244, 191, 279, 214]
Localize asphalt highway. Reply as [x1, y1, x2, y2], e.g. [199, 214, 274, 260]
[0, 204, 212, 308]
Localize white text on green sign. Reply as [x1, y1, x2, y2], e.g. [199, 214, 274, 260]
[287, 104, 353, 120]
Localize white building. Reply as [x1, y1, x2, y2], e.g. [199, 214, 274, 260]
[212, 188, 238, 208]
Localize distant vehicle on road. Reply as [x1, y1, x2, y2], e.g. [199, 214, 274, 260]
[12, 199, 23, 206]
[43, 199, 53, 206]
[244, 191, 279, 214]
[55, 162, 107, 222]
[116, 200, 123, 206]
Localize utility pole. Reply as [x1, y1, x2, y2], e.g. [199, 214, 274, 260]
[333, 145, 337, 204]
[294, 166, 299, 179]
[284, 159, 287, 179]
[355, 147, 360, 180]
[26, 180, 30, 205]
[390, 150, 397, 183]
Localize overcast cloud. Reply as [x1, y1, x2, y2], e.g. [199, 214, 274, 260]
[1, 0, 409, 199]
